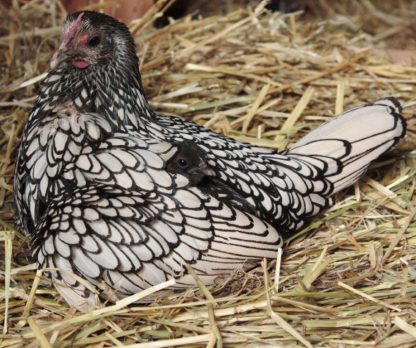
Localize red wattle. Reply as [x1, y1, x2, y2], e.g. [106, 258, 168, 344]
[73, 58, 90, 69]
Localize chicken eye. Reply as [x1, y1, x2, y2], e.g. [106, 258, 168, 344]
[88, 36, 100, 47]
[177, 158, 188, 168]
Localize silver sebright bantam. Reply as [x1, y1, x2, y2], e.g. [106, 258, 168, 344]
[14, 11, 406, 311]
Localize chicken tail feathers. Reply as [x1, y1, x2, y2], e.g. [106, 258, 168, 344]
[287, 97, 406, 193]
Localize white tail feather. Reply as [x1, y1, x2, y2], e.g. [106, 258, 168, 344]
[288, 98, 406, 193]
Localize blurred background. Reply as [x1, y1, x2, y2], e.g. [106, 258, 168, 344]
[60, 0, 297, 24]
[2, 0, 414, 64]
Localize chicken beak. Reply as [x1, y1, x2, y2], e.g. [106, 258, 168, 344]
[50, 44, 91, 70]
[199, 162, 215, 175]
[189, 162, 215, 177]
[50, 46, 67, 69]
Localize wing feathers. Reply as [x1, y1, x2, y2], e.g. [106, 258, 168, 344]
[32, 182, 281, 311]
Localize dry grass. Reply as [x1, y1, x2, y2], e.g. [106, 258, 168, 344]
[1, 0, 416, 347]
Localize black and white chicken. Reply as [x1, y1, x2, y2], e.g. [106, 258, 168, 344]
[14, 11, 406, 311]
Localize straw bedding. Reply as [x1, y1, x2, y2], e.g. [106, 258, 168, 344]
[0, 1, 415, 347]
